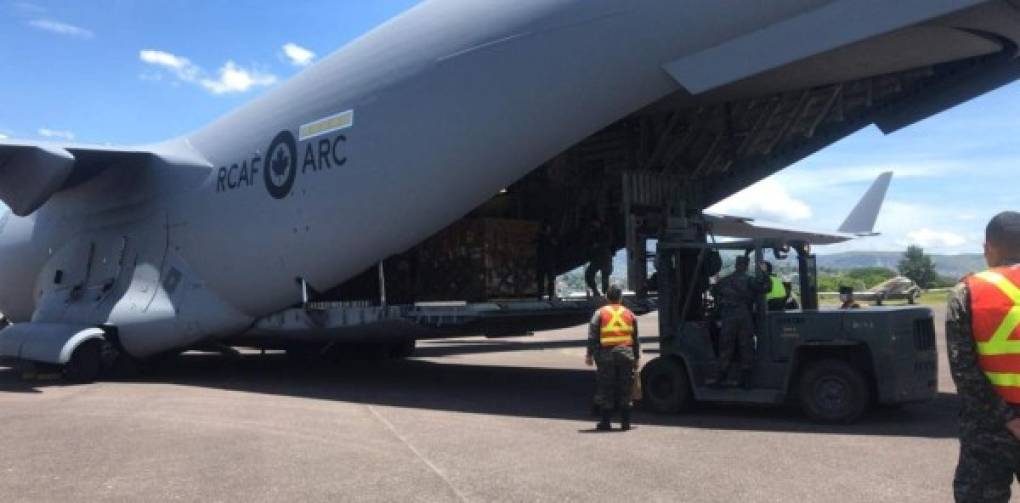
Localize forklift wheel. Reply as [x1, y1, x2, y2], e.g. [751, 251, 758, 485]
[798, 359, 870, 424]
[641, 356, 691, 413]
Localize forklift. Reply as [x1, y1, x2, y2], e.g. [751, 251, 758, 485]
[639, 219, 939, 423]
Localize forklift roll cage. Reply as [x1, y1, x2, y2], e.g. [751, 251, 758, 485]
[642, 229, 938, 423]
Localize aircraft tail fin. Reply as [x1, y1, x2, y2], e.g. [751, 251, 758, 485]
[837, 171, 893, 235]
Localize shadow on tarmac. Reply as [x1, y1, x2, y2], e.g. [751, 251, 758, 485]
[413, 336, 658, 358]
[0, 348, 960, 439]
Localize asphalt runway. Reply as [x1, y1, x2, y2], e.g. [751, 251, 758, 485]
[0, 305, 1002, 502]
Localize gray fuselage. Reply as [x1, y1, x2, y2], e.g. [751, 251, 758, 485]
[0, 0, 1002, 357]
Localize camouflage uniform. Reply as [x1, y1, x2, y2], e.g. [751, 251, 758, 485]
[712, 268, 769, 379]
[535, 228, 558, 299]
[587, 309, 640, 409]
[947, 269, 1020, 502]
[584, 227, 614, 297]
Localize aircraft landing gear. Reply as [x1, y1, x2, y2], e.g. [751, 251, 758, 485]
[389, 339, 416, 359]
[285, 346, 317, 363]
[62, 339, 103, 383]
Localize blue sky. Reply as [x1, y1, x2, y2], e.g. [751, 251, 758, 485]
[709, 84, 1020, 255]
[0, 0, 420, 142]
[2, 0, 1016, 255]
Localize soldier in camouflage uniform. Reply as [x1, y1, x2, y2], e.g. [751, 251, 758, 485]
[586, 285, 640, 431]
[584, 219, 614, 298]
[948, 211, 1020, 502]
[708, 255, 770, 387]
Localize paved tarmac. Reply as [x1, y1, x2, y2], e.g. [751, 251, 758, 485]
[0, 305, 1002, 502]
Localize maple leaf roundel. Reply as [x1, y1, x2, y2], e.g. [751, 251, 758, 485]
[264, 130, 297, 199]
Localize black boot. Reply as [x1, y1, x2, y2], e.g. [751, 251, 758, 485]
[596, 408, 612, 431]
[620, 408, 632, 431]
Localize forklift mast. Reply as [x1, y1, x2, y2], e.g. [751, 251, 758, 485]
[798, 252, 819, 311]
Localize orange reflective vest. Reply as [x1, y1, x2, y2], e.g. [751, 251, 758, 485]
[599, 304, 635, 348]
[966, 265, 1020, 404]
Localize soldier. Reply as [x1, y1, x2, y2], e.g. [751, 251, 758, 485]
[708, 255, 769, 388]
[839, 285, 862, 309]
[783, 281, 800, 310]
[535, 222, 558, 300]
[763, 261, 787, 311]
[585, 285, 640, 431]
[584, 218, 614, 297]
[949, 211, 1020, 502]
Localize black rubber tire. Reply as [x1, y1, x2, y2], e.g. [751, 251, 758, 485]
[106, 352, 141, 380]
[641, 356, 691, 413]
[798, 359, 870, 424]
[389, 339, 416, 359]
[62, 340, 102, 383]
[907, 292, 918, 305]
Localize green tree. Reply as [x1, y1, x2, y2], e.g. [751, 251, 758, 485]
[845, 267, 897, 287]
[898, 245, 937, 288]
[816, 267, 897, 293]
[816, 274, 846, 293]
[561, 270, 587, 292]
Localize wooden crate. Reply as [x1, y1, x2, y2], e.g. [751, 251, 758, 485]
[415, 219, 538, 301]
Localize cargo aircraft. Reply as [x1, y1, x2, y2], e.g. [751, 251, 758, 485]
[2, 0, 1020, 380]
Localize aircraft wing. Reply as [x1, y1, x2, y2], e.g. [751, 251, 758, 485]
[0, 140, 156, 216]
[704, 214, 855, 245]
[707, 172, 893, 245]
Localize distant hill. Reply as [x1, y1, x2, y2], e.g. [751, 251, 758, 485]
[817, 252, 983, 279]
[604, 250, 984, 281]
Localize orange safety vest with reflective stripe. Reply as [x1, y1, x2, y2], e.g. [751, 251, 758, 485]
[599, 304, 635, 348]
[966, 265, 1020, 404]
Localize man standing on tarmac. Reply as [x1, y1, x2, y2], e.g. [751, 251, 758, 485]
[949, 211, 1020, 502]
[585, 285, 639, 431]
[535, 222, 558, 300]
[708, 256, 770, 388]
[584, 219, 614, 298]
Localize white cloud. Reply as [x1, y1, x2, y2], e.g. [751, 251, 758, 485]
[199, 61, 277, 95]
[818, 200, 982, 254]
[905, 228, 967, 248]
[140, 50, 185, 68]
[38, 128, 75, 140]
[140, 50, 197, 77]
[776, 161, 952, 192]
[140, 50, 276, 95]
[28, 18, 93, 39]
[282, 43, 315, 67]
[0, 133, 7, 140]
[709, 178, 813, 222]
